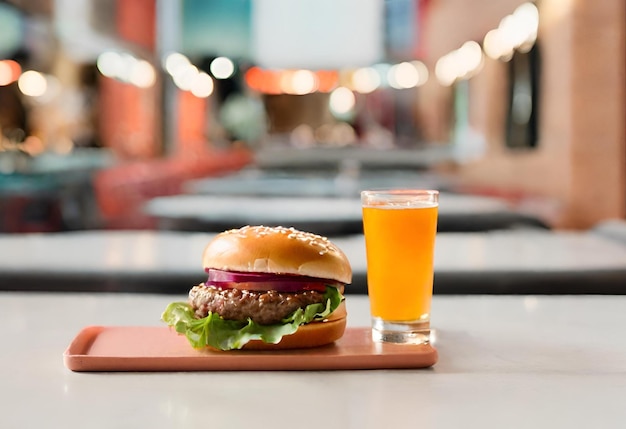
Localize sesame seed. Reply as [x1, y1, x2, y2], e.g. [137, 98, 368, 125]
[222, 225, 341, 254]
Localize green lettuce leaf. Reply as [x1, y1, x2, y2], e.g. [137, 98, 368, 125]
[161, 286, 344, 351]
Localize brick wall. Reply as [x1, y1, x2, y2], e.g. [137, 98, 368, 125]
[423, 0, 626, 229]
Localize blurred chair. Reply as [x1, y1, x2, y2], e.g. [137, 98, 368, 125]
[0, 172, 64, 233]
[93, 149, 252, 229]
[0, 193, 63, 233]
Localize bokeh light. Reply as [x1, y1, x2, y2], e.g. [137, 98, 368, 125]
[290, 70, 318, 95]
[128, 60, 156, 88]
[352, 67, 380, 94]
[0, 60, 21, 86]
[97, 51, 124, 78]
[190, 72, 214, 98]
[329, 87, 356, 116]
[97, 51, 156, 88]
[173, 65, 199, 91]
[165, 52, 191, 76]
[18, 70, 48, 97]
[388, 62, 420, 89]
[210, 57, 235, 80]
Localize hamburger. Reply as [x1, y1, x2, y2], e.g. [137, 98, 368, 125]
[162, 225, 352, 351]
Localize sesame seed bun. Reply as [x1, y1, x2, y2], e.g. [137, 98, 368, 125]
[202, 225, 352, 285]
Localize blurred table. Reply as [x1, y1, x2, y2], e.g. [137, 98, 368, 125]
[252, 145, 456, 170]
[1, 292, 625, 428]
[185, 168, 446, 198]
[27, 149, 115, 176]
[2, 223, 626, 294]
[144, 193, 548, 235]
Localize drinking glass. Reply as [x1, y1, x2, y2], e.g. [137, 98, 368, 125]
[361, 189, 439, 344]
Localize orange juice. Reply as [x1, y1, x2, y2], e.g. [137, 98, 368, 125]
[362, 201, 438, 322]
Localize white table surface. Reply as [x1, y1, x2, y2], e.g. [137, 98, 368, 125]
[2, 292, 625, 429]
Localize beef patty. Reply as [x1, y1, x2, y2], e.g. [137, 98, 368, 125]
[189, 284, 326, 325]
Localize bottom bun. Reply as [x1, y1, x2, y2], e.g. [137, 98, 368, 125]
[242, 301, 347, 350]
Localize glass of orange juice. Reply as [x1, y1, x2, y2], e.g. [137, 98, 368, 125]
[361, 189, 438, 344]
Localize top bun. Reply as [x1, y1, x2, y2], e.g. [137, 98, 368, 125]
[202, 225, 352, 284]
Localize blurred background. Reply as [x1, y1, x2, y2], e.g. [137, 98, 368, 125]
[0, 0, 623, 233]
[0, 0, 625, 294]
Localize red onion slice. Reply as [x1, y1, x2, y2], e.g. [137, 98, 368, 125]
[205, 269, 340, 292]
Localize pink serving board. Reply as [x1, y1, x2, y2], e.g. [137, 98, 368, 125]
[64, 326, 438, 372]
